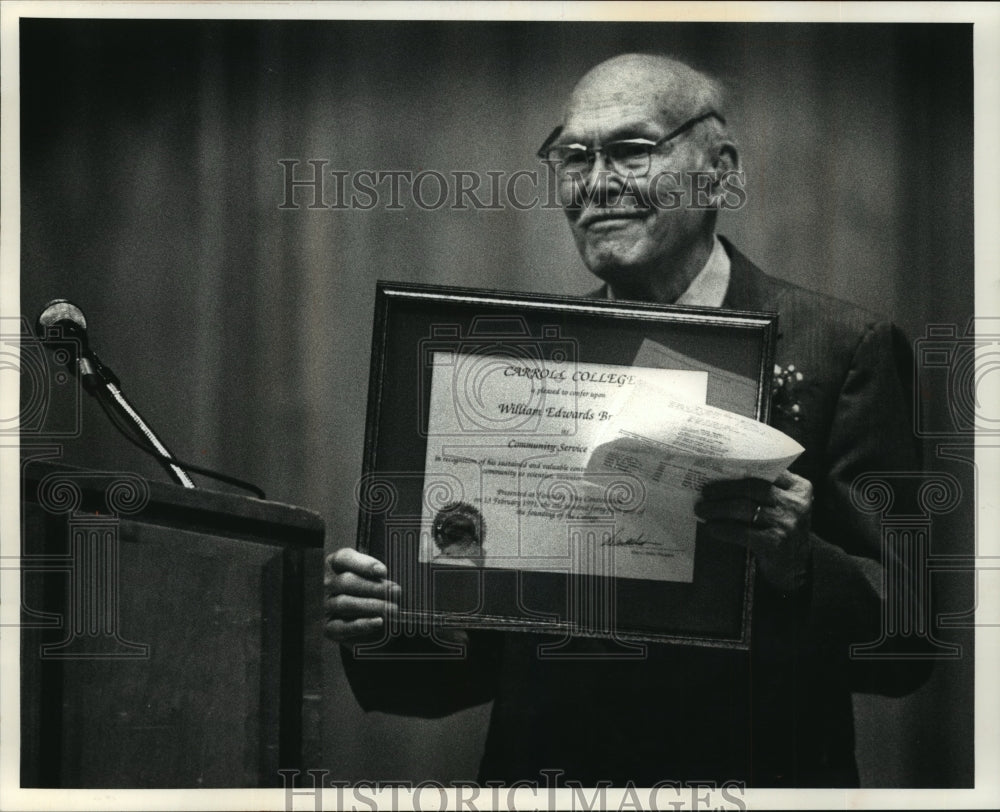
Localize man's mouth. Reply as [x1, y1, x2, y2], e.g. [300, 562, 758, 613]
[576, 209, 647, 229]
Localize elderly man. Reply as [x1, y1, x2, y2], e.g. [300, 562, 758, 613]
[326, 53, 928, 786]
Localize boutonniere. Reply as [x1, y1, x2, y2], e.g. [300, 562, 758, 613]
[772, 363, 804, 422]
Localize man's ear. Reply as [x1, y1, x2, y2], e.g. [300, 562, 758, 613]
[708, 140, 741, 209]
[711, 140, 740, 178]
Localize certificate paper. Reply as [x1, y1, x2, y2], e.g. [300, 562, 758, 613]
[420, 349, 804, 584]
[420, 352, 708, 582]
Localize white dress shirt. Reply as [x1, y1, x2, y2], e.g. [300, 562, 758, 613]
[606, 235, 731, 307]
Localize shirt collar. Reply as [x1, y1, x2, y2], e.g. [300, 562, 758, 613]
[605, 235, 731, 307]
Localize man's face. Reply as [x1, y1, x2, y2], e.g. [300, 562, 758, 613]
[555, 76, 715, 291]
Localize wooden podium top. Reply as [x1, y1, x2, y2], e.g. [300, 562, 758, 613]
[21, 458, 324, 549]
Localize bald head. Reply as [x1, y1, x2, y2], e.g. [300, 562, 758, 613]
[564, 53, 725, 135]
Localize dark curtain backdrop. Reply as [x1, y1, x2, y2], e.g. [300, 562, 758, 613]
[20, 19, 973, 787]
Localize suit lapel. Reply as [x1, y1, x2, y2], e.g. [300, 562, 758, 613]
[718, 235, 774, 312]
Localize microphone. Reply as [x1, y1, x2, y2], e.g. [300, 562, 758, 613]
[35, 298, 112, 391]
[32, 298, 266, 498]
[35, 298, 195, 489]
[36, 298, 88, 339]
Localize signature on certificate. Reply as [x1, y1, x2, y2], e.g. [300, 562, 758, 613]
[601, 529, 662, 548]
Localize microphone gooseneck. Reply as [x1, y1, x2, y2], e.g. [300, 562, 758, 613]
[33, 298, 265, 498]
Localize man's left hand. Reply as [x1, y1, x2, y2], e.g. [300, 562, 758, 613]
[694, 470, 813, 594]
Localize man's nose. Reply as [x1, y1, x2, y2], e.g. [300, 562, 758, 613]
[570, 151, 624, 208]
[583, 150, 622, 190]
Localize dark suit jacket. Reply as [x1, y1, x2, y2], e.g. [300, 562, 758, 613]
[343, 238, 929, 787]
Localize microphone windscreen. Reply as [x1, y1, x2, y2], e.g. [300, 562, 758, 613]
[36, 299, 88, 337]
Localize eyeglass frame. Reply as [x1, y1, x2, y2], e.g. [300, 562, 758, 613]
[536, 110, 726, 180]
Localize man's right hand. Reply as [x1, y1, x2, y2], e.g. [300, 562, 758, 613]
[323, 547, 400, 642]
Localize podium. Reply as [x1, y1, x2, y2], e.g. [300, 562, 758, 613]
[19, 459, 325, 788]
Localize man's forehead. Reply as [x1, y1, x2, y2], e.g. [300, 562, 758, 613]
[559, 54, 713, 139]
[560, 93, 680, 140]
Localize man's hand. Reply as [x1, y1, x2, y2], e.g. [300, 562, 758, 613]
[323, 547, 400, 642]
[694, 470, 814, 594]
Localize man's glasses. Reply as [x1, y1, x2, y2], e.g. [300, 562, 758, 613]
[537, 111, 725, 180]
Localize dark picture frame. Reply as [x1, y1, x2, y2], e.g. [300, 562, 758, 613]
[357, 282, 778, 649]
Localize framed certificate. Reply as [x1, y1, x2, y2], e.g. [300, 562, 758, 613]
[356, 282, 779, 649]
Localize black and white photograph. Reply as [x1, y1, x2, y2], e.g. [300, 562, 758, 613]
[2, 2, 997, 810]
